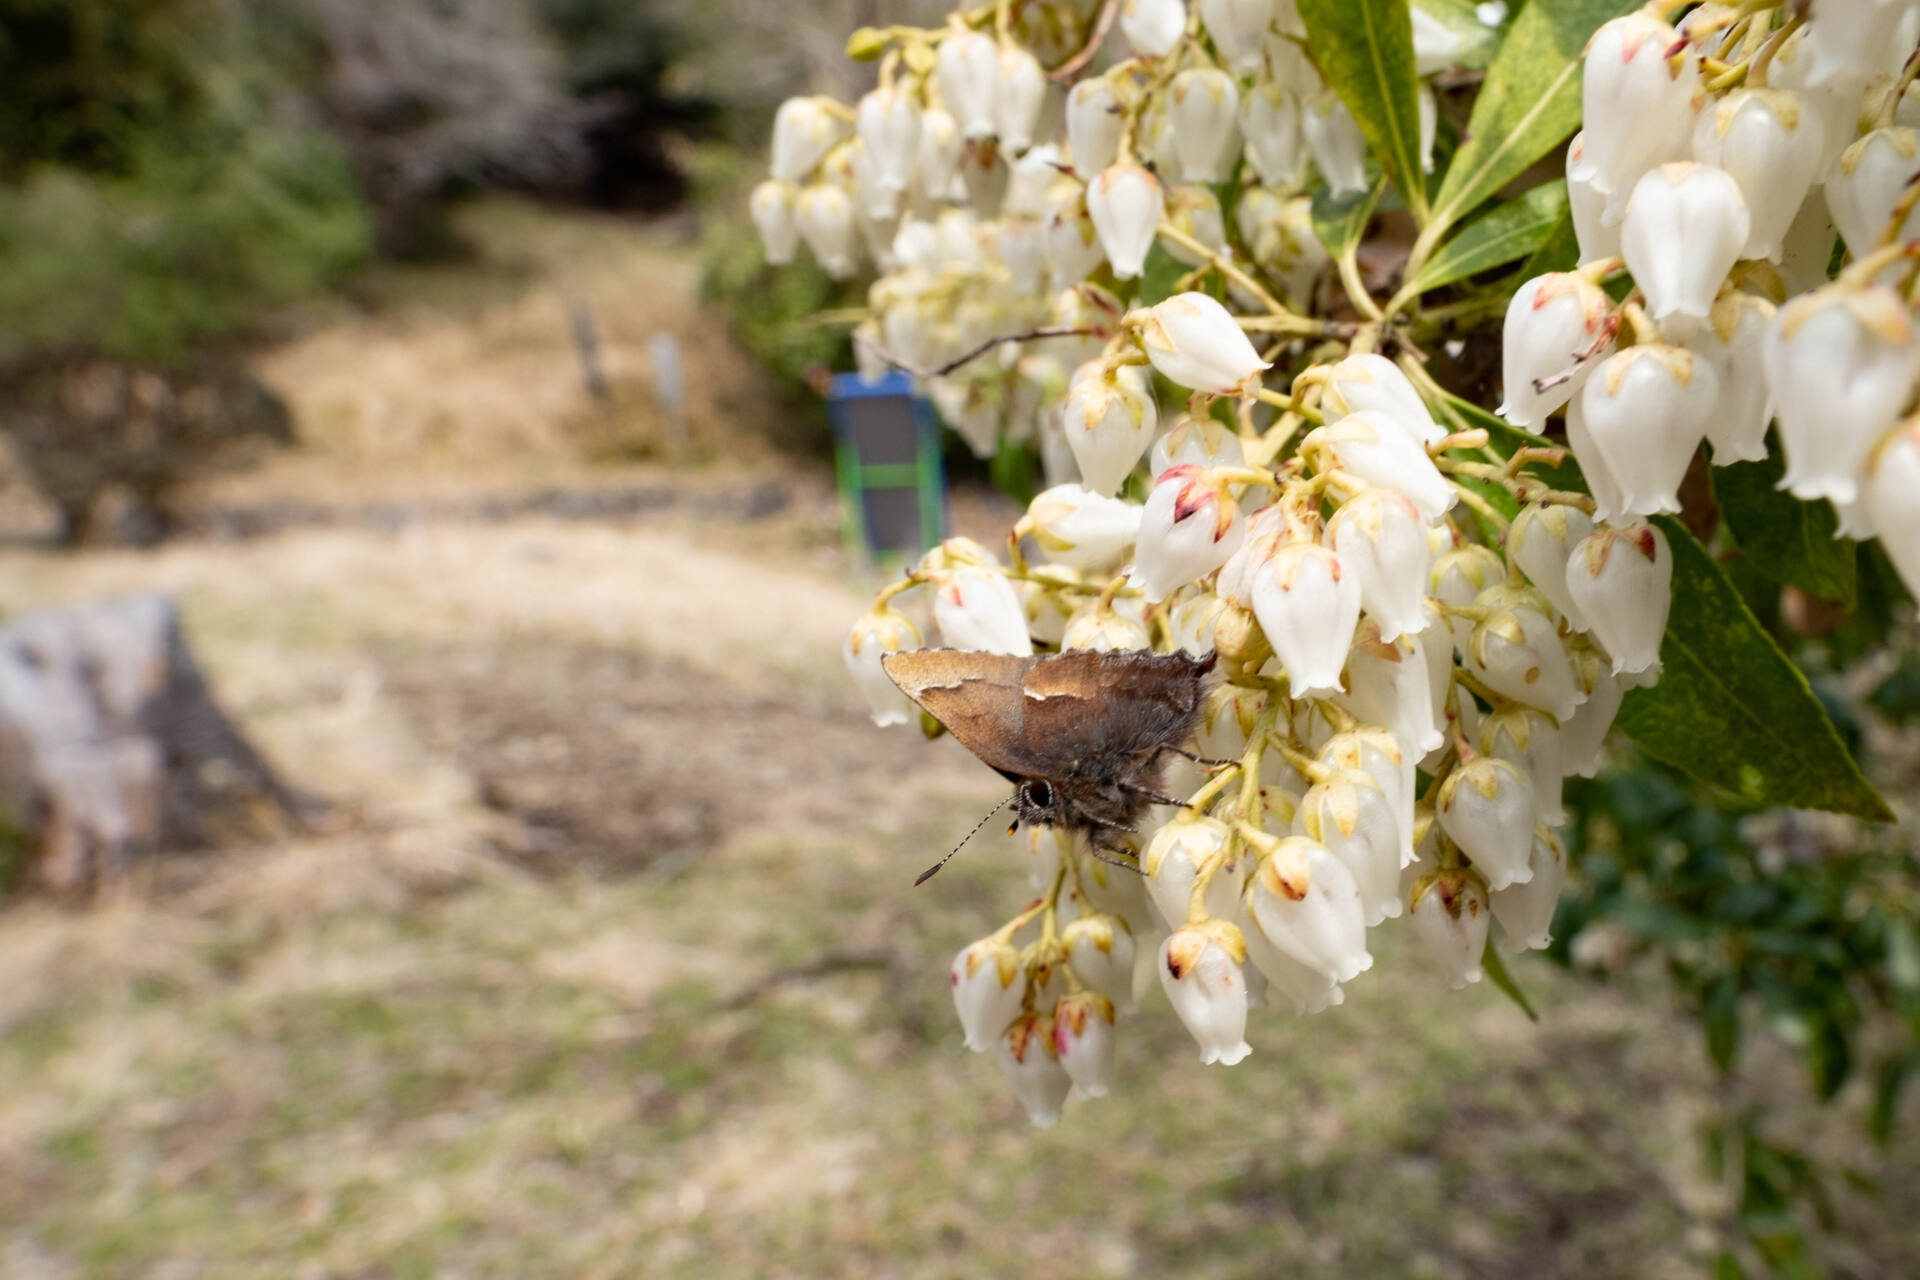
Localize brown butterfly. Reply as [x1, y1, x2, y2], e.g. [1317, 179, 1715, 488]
[882, 647, 1217, 882]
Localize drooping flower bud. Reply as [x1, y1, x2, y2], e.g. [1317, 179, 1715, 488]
[1303, 92, 1369, 196]
[1062, 602, 1153, 651]
[1499, 272, 1616, 428]
[1202, 0, 1276, 73]
[857, 86, 922, 196]
[1327, 488, 1432, 642]
[1302, 413, 1453, 521]
[1316, 353, 1445, 444]
[1296, 769, 1404, 925]
[917, 107, 966, 201]
[1151, 416, 1246, 477]
[1025, 484, 1139, 571]
[1236, 187, 1327, 304]
[1569, 14, 1698, 223]
[1062, 361, 1159, 496]
[1466, 584, 1583, 721]
[1143, 811, 1237, 928]
[1240, 80, 1306, 188]
[1565, 520, 1671, 676]
[1826, 127, 1920, 259]
[929, 564, 1034, 655]
[1051, 992, 1118, 1097]
[1565, 133, 1621, 264]
[1130, 465, 1247, 602]
[1062, 913, 1137, 1012]
[1691, 89, 1824, 262]
[1561, 645, 1623, 778]
[1865, 420, 1920, 596]
[1667, 292, 1775, 466]
[1240, 921, 1346, 1015]
[1479, 706, 1566, 827]
[1436, 757, 1535, 890]
[771, 96, 847, 183]
[1429, 542, 1507, 653]
[1169, 68, 1241, 183]
[937, 28, 1001, 141]
[995, 46, 1047, 154]
[952, 934, 1026, 1052]
[1766, 283, 1920, 504]
[1003, 144, 1062, 219]
[1620, 163, 1751, 320]
[1067, 79, 1123, 173]
[999, 1012, 1071, 1126]
[794, 183, 860, 278]
[1491, 827, 1567, 953]
[1344, 625, 1446, 761]
[1135, 292, 1272, 396]
[1161, 185, 1229, 267]
[1247, 835, 1373, 983]
[1121, 0, 1188, 57]
[1578, 344, 1716, 517]
[750, 180, 801, 265]
[844, 608, 921, 726]
[1252, 542, 1362, 697]
[1407, 869, 1490, 989]
[1320, 728, 1415, 863]
[1087, 164, 1167, 280]
[1159, 919, 1254, 1065]
[1562, 392, 1627, 524]
[1792, 0, 1917, 91]
[1508, 501, 1595, 630]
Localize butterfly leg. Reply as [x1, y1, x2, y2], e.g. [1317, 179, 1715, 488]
[1084, 830, 1144, 875]
[1119, 781, 1184, 808]
[1159, 744, 1235, 769]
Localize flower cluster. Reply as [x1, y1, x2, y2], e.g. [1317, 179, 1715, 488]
[787, 0, 1920, 1126]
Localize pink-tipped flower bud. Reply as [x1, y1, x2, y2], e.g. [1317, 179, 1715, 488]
[1565, 520, 1672, 676]
[1499, 272, 1617, 428]
[1577, 344, 1716, 518]
[952, 934, 1026, 1052]
[1620, 163, 1751, 320]
[1407, 869, 1490, 988]
[1159, 919, 1253, 1065]
[1252, 542, 1362, 697]
[1130, 465, 1247, 602]
[1135, 292, 1272, 396]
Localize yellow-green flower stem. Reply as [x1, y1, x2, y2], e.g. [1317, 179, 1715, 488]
[1153, 223, 1308, 325]
[1617, 300, 1664, 347]
[1884, 49, 1920, 129]
[1504, 446, 1568, 475]
[1253, 386, 1323, 423]
[1742, 12, 1801, 89]
[1206, 465, 1282, 489]
[1428, 428, 1491, 455]
[1432, 599, 1491, 625]
[1877, 183, 1920, 250]
[1312, 699, 1359, 734]
[872, 575, 923, 610]
[1450, 664, 1509, 713]
[1438, 455, 1593, 513]
[1267, 735, 1332, 786]
[1338, 250, 1385, 323]
[1446, 480, 1512, 532]
[1576, 254, 1626, 286]
[992, 889, 1053, 947]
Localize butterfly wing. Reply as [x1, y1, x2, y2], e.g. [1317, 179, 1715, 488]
[881, 649, 1058, 780]
[1017, 650, 1212, 765]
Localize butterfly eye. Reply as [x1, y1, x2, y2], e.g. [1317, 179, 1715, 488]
[1025, 779, 1054, 807]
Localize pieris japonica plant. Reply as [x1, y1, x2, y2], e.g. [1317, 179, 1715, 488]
[757, 0, 1916, 1178]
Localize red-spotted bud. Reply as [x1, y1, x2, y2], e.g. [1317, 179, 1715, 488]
[1565, 520, 1671, 676]
[1407, 868, 1490, 989]
[1499, 272, 1616, 428]
[1130, 465, 1247, 602]
[999, 1012, 1071, 1126]
[1159, 919, 1253, 1065]
[1051, 991, 1118, 1097]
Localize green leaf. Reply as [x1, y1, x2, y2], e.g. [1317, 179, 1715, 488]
[1705, 976, 1741, 1074]
[1425, 0, 1641, 237]
[1804, 1006, 1852, 1101]
[1713, 439, 1858, 607]
[1310, 172, 1385, 263]
[1517, 208, 1581, 278]
[1406, 180, 1570, 295]
[1412, 0, 1504, 70]
[1870, 1053, 1915, 1146]
[1297, 0, 1429, 222]
[1480, 941, 1539, 1021]
[1712, 1252, 1747, 1280]
[1137, 243, 1186, 306]
[1616, 517, 1894, 820]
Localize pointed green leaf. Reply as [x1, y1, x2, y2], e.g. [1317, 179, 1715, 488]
[1297, 0, 1429, 223]
[1517, 208, 1581, 278]
[1480, 941, 1540, 1021]
[1712, 438, 1858, 607]
[1616, 517, 1893, 820]
[1426, 0, 1641, 237]
[1137, 243, 1186, 306]
[1407, 180, 1570, 295]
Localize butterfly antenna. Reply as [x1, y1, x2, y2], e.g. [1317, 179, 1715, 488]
[915, 795, 1012, 886]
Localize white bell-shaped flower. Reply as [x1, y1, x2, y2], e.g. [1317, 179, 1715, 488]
[1044, 187, 1107, 286]
[749, 180, 801, 265]
[770, 96, 847, 183]
[1562, 392, 1627, 524]
[1248, 835, 1373, 983]
[1793, 0, 1916, 90]
[1297, 768, 1406, 926]
[1690, 88, 1824, 262]
[929, 564, 1034, 655]
[1240, 81, 1306, 188]
[995, 47, 1047, 154]
[1302, 413, 1453, 520]
[1252, 542, 1363, 697]
[1169, 68, 1241, 183]
[999, 1013, 1071, 1126]
[1003, 144, 1062, 218]
[937, 28, 1001, 140]
[1566, 133, 1622, 265]
[1027, 484, 1142, 570]
[1067, 79, 1123, 173]
[1579, 344, 1717, 518]
[1241, 922, 1345, 1015]
[1413, 599, 1453, 731]
[1087, 163, 1167, 280]
[1340, 625, 1445, 757]
[1499, 272, 1616, 427]
[794, 183, 860, 277]
[1158, 920, 1254, 1065]
[1062, 603, 1153, 651]
[928, 375, 1001, 458]
[995, 218, 1049, 290]
[1063, 361, 1159, 496]
[1407, 869, 1490, 989]
[1479, 707, 1566, 827]
[1620, 163, 1751, 320]
[1766, 283, 1920, 504]
[1327, 487, 1433, 641]
[951, 934, 1026, 1051]
[1465, 584, 1583, 721]
[1026, 825, 1066, 891]
[844, 608, 921, 726]
[1236, 187, 1327, 304]
[1202, 0, 1275, 72]
[1130, 465, 1247, 602]
[956, 141, 1009, 215]
[1667, 292, 1775, 465]
[1136, 292, 1272, 396]
[1566, 520, 1672, 676]
[1151, 417, 1245, 477]
[1508, 501, 1595, 630]
[1825, 127, 1920, 259]
[1144, 811, 1236, 928]
[1167, 590, 1228, 658]
[917, 107, 966, 201]
[1429, 542, 1506, 652]
[1121, 0, 1188, 58]
[1561, 646, 1624, 778]
[857, 86, 922, 196]
[1436, 757, 1535, 891]
[1319, 728, 1415, 863]
[1317, 353, 1444, 444]
[1161, 185, 1228, 266]
[1569, 13, 1698, 223]
[1063, 913, 1137, 1012]
[1864, 419, 1920, 596]
[1303, 92, 1369, 196]
[1491, 827, 1567, 953]
[1051, 992, 1118, 1097]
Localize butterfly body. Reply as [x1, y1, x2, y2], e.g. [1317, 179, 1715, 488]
[882, 648, 1217, 858]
